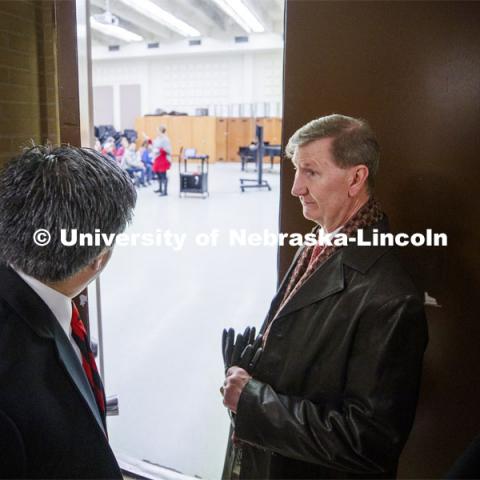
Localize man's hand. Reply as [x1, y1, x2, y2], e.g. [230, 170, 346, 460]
[222, 366, 252, 414]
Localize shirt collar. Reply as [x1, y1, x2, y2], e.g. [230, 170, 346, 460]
[14, 269, 72, 339]
[319, 224, 344, 240]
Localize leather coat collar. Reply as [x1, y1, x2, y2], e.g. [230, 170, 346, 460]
[270, 216, 392, 321]
[0, 264, 106, 434]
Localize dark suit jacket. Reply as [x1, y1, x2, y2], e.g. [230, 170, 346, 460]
[0, 265, 122, 479]
[223, 218, 428, 479]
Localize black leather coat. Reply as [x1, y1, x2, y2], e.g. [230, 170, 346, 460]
[223, 219, 428, 479]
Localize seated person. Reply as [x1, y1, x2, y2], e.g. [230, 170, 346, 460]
[101, 138, 116, 162]
[122, 143, 146, 187]
[115, 136, 129, 164]
[139, 140, 153, 185]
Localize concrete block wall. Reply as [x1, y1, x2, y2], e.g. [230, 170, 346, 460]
[92, 49, 283, 130]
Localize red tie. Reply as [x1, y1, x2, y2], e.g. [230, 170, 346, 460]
[70, 302, 107, 425]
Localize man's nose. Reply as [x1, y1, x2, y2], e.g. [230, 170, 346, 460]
[291, 171, 307, 197]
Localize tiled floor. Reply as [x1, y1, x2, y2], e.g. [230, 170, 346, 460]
[89, 162, 281, 479]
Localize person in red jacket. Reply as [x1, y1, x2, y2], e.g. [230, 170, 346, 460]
[152, 126, 172, 196]
[152, 148, 171, 196]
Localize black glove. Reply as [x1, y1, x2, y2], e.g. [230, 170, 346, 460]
[222, 326, 263, 374]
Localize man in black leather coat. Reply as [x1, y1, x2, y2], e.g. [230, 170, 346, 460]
[221, 114, 428, 479]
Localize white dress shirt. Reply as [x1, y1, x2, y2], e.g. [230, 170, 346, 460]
[15, 269, 82, 363]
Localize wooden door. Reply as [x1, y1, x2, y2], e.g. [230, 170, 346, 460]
[282, 1, 480, 476]
[215, 117, 228, 161]
[192, 116, 216, 162]
[226, 117, 255, 161]
[166, 116, 193, 158]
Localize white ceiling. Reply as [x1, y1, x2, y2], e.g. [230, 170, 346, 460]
[89, 0, 285, 46]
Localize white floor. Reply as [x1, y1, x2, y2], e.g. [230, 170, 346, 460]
[89, 162, 280, 479]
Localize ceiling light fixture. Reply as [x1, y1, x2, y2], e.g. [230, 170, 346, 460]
[90, 16, 143, 42]
[212, 0, 264, 33]
[118, 0, 201, 37]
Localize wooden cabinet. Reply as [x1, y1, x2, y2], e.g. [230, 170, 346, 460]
[256, 117, 283, 164]
[163, 116, 194, 158]
[135, 116, 281, 163]
[256, 117, 282, 145]
[192, 117, 216, 161]
[226, 117, 255, 161]
[215, 117, 228, 161]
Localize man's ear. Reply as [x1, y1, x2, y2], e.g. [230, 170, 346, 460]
[348, 165, 369, 197]
[90, 249, 113, 273]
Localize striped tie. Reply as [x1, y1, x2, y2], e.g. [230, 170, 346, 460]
[70, 302, 107, 426]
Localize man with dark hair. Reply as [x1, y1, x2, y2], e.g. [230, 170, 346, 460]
[221, 114, 428, 479]
[0, 145, 136, 478]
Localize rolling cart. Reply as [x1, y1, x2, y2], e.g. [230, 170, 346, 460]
[179, 148, 209, 198]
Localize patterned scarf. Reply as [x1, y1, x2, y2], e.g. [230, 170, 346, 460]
[270, 197, 384, 326]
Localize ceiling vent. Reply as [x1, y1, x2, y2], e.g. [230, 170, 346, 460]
[235, 35, 249, 43]
[147, 42, 159, 49]
[189, 39, 201, 46]
[108, 45, 120, 51]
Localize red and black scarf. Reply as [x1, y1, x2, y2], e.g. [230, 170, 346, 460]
[272, 197, 384, 323]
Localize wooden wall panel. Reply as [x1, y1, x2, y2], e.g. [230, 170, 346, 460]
[281, 1, 480, 477]
[257, 117, 282, 164]
[226, 117, 255, 161]
[134, 116, 146, 142]
[257, 117, 282, 145]
[163, 116, 193, 158]
[55, 0, 80, 146]
[215, 117, 228, 161]
[192, 116, 216, 162]
[135, 116, 281, 163]
[138, 116, 193, 158]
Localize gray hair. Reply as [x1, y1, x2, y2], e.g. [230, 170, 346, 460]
[0, 144, 137, 282]
[285, 114, 379, 191]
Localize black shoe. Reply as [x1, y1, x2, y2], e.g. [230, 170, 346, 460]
[154, 189, 161, 193]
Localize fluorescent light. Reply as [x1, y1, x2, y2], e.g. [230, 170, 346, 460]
[90, 16, 143, 42]
[212, 0, 264, 33]
[119, 0, 201, 37]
